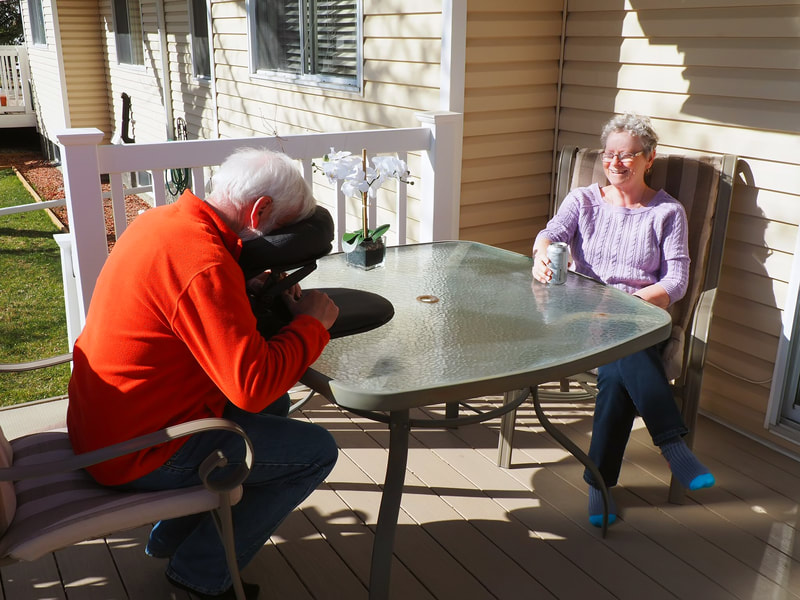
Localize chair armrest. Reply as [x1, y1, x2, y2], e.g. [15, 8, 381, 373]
[0, 353, 73, 373]
[0, 418, 254, 494]
[684, 287, 716, 376]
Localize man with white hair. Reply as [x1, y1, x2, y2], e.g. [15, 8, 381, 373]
[67, 148, 339, 599]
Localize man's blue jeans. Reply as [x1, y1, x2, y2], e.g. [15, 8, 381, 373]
[583, 345, 687, 488]
[115, 395, 338, 595]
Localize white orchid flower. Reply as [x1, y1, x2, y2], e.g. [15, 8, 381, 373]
[372, 155, 409, 180]
[315, 148, 411, 200]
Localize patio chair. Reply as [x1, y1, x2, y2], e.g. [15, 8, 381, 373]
[497, 146, 737, 518]
[0, 353, 254, 600]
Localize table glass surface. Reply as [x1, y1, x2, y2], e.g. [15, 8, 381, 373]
[302, 241, 671, 411]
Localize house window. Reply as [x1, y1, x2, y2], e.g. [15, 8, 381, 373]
[27, 0, 46, 45]
[189, 0, 210, 80]
[113, 0, 144, 66]
[250, 0, 361, 90]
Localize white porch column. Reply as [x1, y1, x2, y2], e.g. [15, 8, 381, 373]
[54, 128, 107, 329]
[416, 111, 463, 242]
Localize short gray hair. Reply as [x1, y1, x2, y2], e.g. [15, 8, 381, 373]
[600, 113, 659, 157]
[208, 148, 316, 227]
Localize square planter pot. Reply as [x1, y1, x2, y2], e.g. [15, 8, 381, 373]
[345, 237, 386, 270]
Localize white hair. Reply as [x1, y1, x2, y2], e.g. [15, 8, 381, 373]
[600, 113, 659, 157]
[208, 148, 316, 232]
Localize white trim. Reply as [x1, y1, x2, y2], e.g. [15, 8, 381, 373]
[156, 0, 174, 140]
[765, 226, 800, 428]
[439, 0, 466, 113]
[49, 0, 70, 127]
[208, 0, 219, 138]
[550, 0, 568, 205]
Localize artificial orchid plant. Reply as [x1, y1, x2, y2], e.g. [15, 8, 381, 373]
[315, 148, 412, 251]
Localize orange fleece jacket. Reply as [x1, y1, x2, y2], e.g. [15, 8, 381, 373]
[67, 190, 330, 485]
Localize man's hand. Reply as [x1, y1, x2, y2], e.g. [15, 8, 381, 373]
[284, 289, 339, 330]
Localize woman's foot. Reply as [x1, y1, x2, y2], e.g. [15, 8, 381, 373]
[166, 573, 260, 599]
[660, 438, 715, 490]
[588, 484, 618, 527]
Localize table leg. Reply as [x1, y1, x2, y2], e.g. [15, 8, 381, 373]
[369, 409, 410, 600]
[497, 388, 530, 468]
[532, 386, 610, 537]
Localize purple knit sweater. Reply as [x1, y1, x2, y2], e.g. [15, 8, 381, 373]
[536, 183, 690, 305]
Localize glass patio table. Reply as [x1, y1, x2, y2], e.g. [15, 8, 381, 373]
[299, 241, 672, 600]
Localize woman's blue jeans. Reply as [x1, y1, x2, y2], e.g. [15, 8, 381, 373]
[583, 345, 687, 488]
[115, 395, 338, 595]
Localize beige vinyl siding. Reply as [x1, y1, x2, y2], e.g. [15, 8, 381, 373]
[57, 1, 112, 136]
[211, 0, 442, 136]
[459, 1, 563, 256]
[22, 0, 69, 138]
[556, 0, 800, 451]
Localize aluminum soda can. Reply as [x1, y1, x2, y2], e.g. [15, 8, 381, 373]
[546, 242, 568, 285]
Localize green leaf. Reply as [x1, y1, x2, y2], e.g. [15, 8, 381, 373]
[367, 223, 390, 241]
[342, 230, 365, 253]
[342, 231, 364, 244]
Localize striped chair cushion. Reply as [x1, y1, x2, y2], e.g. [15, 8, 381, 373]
[1, 428, 242, 563]
[568, 149, 723, 380]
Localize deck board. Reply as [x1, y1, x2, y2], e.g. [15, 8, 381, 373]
[2, 392, 800, 599]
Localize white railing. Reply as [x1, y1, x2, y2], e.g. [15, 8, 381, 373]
[55, 111, 463, 348]
[0, 45, 35, 127]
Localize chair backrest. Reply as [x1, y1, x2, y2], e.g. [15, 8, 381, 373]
[553, 146, 737, 386]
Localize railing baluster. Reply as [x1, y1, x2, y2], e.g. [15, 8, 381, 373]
[335, 182, 346, 253]
[397, 151, 408, 245]
[151, 169, 167, 206]
[109, 172, 127, 240]
[191, 167, 205, 198]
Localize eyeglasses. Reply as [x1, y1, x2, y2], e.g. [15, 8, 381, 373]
[601, 151, 644, 164]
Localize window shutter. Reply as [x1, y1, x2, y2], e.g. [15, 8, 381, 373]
[255, 0, 301, 74]
[27, 0, 46, 45]
[310, 0, 357, 79]
[191, 0, 210, 78]
[113, 0, 144, 65]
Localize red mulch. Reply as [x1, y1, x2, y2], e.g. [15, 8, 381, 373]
[1, 148, 151, 251]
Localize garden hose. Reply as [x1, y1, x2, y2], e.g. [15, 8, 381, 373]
[165, 117, 191, 196]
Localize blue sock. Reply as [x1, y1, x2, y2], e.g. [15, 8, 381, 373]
[588, 485, 618, 527]
[660, 438, 715, 490]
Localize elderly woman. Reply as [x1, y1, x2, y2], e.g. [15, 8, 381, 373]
[532, 113, 715, 527]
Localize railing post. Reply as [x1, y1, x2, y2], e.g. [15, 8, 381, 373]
[415, 111, 463, 242]
[54, 128, 107, 330]
[16, 46, 32, 117]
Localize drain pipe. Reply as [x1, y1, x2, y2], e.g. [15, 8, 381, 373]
[156, 0, 175, 140]
[550, 0, 569, 211]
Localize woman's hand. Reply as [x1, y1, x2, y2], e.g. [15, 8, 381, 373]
[531, 240, 552, 284]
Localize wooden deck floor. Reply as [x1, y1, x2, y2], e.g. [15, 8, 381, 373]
[2, 389, 800, 600]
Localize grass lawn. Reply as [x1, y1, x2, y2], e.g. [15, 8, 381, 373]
[0, 167, 70, 406]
